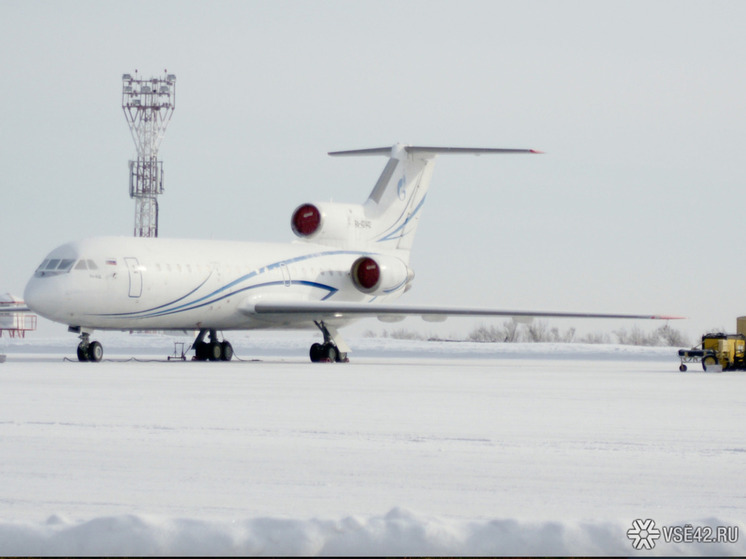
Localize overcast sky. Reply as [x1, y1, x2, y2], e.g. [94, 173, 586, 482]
[2, 0, 745, 340]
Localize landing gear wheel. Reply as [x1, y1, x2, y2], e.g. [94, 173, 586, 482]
[310, 343, 324, 363]
[208, 342, 223, 361]
[322, 342, 338, 363]
[310, 320, 351, 363]
[310, 342, 340, 363]
[87, 341, 103, 362]
[192, 329, 234, 362]
[193, 341, 209, 361]
[220, 341, 233, 361]
[679, 364, 687, 372]
[77, 342, 90, 362]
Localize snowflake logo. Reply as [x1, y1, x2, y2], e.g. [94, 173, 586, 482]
[627, 518, 661, 550]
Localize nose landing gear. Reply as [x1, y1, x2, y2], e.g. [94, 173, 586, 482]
[76, 331, 103, 362]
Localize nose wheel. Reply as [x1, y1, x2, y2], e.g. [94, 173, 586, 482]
[77, 333, 103, 362]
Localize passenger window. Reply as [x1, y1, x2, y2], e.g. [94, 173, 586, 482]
[75, 260, 88, 270]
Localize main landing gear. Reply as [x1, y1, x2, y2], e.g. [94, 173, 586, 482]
[310, 321, 350, 363]
[192, 328, 234, 361]
[76, 330, 103, 362]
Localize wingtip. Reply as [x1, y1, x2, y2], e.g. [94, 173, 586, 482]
[530, 149, 544, 154]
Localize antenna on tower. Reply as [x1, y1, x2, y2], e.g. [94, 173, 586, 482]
[121, 71, 176, 237]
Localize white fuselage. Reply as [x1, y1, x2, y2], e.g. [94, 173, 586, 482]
[23, 145, 545, 346]
[24, 236, 407, 332]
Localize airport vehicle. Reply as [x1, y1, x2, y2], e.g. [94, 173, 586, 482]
[678, 319, 746, 371]
[24, 144, 677, 362]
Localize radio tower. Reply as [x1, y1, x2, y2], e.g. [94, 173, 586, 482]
[122, 70, 176, 237]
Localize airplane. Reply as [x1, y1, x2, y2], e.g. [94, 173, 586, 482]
[23, 143, 678, 362]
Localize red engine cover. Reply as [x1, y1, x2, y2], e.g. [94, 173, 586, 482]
[291, 204, 321, 236]
[353, 257, 380, 291]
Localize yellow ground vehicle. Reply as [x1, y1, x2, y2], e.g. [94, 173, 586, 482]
[678, 318, 746, 372]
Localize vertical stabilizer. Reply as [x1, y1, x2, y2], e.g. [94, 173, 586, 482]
[328, 144, 538, 255]
[362, 144, 434, 253]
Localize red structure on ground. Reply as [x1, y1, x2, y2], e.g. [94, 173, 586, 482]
[0, 293, 37, 338]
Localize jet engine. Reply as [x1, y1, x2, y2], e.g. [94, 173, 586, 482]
[350, 255, 412, 295]
[291, 202, 370, 247]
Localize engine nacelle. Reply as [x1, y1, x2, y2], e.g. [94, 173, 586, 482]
[351, 255, 413, 295]
[291, 202, 370, 246]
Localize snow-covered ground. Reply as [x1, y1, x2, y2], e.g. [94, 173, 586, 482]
[1, 332, 744, 556]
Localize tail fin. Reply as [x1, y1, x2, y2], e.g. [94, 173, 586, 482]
[329, 144, 539, 254]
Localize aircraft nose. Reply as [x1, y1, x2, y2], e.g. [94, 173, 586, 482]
[24, 276, 52, 317]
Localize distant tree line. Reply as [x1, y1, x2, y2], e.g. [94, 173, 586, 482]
[365, 320, 690, 347]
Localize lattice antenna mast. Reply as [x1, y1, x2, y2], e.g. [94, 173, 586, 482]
[122, 71, 176, 237]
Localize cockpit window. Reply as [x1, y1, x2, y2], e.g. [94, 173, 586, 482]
[73, 259, 99, 271]
[35, 257, 77, 277]
[58, 259, 75, 271]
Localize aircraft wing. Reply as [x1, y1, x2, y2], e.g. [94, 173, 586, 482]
[249, 301, 681, 323]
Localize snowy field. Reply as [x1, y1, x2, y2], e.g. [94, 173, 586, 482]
[1, 331, 745, 556]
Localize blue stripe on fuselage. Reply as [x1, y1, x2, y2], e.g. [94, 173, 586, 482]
[93, 249, 369, 319]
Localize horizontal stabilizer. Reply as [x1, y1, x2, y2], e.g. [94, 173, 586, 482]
[329, 145, 541, 157]
[248, 300, 682, 322]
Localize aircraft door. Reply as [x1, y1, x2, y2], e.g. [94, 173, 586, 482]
[124, 257, 143, 298]
[280, 263, 291, 287]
